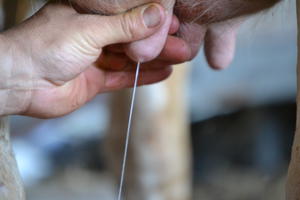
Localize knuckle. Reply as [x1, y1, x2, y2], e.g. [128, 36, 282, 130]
[119, 13, 139, 40]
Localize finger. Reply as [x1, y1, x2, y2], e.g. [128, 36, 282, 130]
[103, 67, 173, 92]
[158, 35, 192, 63]
[141, 61, 172, 70]
[83, 65, 172, 96]
[169, 15, 180, 34]
[96, 51, 129, 70]
[106, 15, 179, 54]
[105, 44, 125, 53]
[122, 60, 172, 71]
[78, 3, 166, 48]
[124, 7, 173, 62]
[104, 35, 190, 71]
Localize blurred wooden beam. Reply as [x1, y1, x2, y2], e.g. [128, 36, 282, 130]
[0, 117, 25, 200]
[287, 1, 300, 199]
[3, 0, 18, 29]
[3, 0, 31, 29]
[15, 0, 31, 24]
[106, 63, 192, 200]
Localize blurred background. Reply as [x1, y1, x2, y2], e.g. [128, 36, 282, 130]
[1, 0, 297, 199]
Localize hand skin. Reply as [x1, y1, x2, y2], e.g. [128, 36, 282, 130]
[0, 2, 192, 118]
[98, 15, 193, 70]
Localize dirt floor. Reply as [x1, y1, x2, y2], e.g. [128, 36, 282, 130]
[26, 168, 286, 200]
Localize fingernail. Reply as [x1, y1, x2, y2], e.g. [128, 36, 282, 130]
[143, 5, 162, 28]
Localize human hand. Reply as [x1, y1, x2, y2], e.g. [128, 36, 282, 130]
[0, 2, 170, 118]
[97, 15, 193, 71]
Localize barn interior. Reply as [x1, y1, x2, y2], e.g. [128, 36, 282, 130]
[1, 0, 297, 199]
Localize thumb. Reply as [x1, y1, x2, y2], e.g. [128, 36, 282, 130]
[79, 3, 166, 49]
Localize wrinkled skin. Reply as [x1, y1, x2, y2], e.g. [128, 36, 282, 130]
[71, 0, 281, 69]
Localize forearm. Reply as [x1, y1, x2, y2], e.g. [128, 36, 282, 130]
[0, 34, 32, 116]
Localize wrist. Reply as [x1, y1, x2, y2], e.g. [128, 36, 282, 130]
[0, 34, 32, 116]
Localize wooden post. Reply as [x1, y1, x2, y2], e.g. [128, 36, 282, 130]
[0, 117, 25, 200]
[105, 64, 192, 200]
[286, 1, 300, 199]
